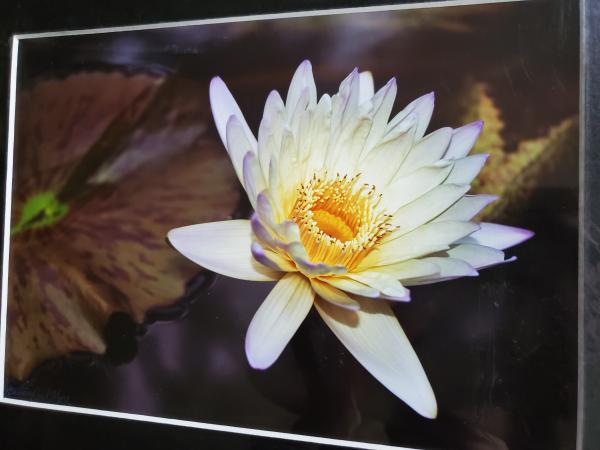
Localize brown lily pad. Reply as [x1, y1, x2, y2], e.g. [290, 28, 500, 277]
[7, 72, 240, 380]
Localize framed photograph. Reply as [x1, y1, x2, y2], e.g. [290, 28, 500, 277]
[1, 0, 592, 449]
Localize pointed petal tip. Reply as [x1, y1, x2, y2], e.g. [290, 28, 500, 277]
[408, 384, 438, 419]
[166, 226, 185, 250]
[209, 75, 224, 89]
[242, 149, 255, 164]
[336, 301, 361, 312]
[464, 119, 484, 130]
[380, 288, 411, 302]
[299, 59, 312, 69]
[507, 226, 535, 246]
[481, 194, 499, 202]
[523, 228, 535, 240]
[266, 89, 281, 103]
[452, 120, 483, 135]
[226, 113, 238, 127]
[422, 402, 438, 420]
[382, 293, 412, 303]
[245, 349, 274, 371]
[466, 223, 534, 250]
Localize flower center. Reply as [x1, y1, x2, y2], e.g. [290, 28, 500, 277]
[290, 172, 392, 269]
[311, 210, 354, 242]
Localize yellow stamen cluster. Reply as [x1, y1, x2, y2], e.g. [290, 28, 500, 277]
[290, 171, 393, 270]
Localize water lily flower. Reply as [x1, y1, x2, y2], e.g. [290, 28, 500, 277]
[168, 60, 533, 418]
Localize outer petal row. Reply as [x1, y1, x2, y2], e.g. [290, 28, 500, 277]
[315, 296, 438, 419]
[209, 76, 257, 158]
[167, 220, 281, 281]
[245, 273, 314, 369]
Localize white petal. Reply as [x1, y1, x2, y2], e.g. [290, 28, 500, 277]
[250, 212, 277, 248]
[444, 121, 483, 159]
[267, 158, 286, 220]
[320, 276, 380, 298]
[256, 191, 279, 230]
[331, 68, 360, 133]
[315, 297, 437, 418]
[258, 90, 285, 179]
[331, 116, 372, 176]
[359, 221, 479, 269]
[412, 92, 436, 139]
[360, 126, 414, 188]
[276, 127, 303, 205]
[404, 256, 477, 285]
[445, 154, 488, 185]
[245, 273, 314, 369]
[358, 71, 375, 104]
[347, 272, 410, 302]
[283, 241, 346, 277]
[251, 241, 297, 272]
[459, 222, 534, 250]
[243, 151, 266, 209]
[277, 220, 302, 243]
[362, 78, 397, 156]
[209, 76, 257, 152]
[381, 161, 453, 213]
[446, 243, 510, 269]
[435, 195, 497, 222]
[168, 220, 280, 281]
[398, 127, 452, 176]
[303, 94, 331, 176]
[286, 60, 317, 116]
[288, 88, 311, 135]
[310, 278, 360, 310]
[391, 184, 470, 233]
[388, 92, 435, 141]
[373, 259, 440, 281]
[226, 115, 255, 183]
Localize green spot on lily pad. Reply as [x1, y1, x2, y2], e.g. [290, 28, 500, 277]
[12, 192, 69, 235]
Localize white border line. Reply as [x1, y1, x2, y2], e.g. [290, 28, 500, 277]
[0, 397, 412, 450]
[13, 0, 526, 40]
[0, 1, 546, 450]
[0, 37, 19, 399]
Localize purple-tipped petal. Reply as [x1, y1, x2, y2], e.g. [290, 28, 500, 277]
[242, 151, 266, 208]
[225, 115, 255, 183]
[445, 154, 489, 185]
[209, 76, 257, 152]
[250, 241, 294, 272]
[460, 222, 535, 250]
[413, 91, 435, 139]
[286, 60, 317, 113]
[445, 120, 484, 159]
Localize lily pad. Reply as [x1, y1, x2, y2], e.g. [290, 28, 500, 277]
[7, 72, 240, 380]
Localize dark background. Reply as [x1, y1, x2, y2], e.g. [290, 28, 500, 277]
[0, 1, 595, 450]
